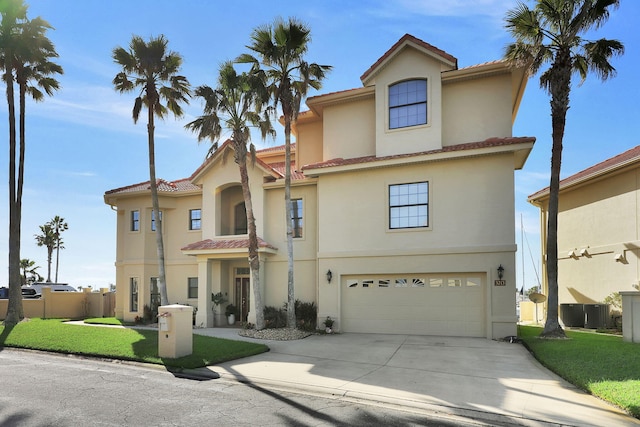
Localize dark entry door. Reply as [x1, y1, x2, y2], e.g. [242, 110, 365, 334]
[234, 277, 250, 322]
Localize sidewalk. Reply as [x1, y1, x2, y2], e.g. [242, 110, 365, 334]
[196, 328, 640, 427]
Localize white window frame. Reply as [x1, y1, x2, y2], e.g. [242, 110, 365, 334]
[387, 181, 430, 230]
[387, 78, 429, 130]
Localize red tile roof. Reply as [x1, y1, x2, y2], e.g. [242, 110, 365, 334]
[181, 237, 277, 252]
[268, 161, 306, 180]
[529, 145, 640, 200]
[303, 137, 535, 170]
[360, 34, 458, 83]
[105, 178, 200, 195]
[256, 143, 295, 154]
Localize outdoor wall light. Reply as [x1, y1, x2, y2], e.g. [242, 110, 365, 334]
[497, 264, 504, 279]
[326, 269, 333, 283]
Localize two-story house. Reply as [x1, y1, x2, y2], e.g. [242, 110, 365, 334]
[104, 34, 534, 339]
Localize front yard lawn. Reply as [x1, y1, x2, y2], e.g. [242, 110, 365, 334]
[0, 318, 268, 369]
[519, 325, 640, 418]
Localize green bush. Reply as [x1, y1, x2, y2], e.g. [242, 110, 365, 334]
[295, 300, 317, 331]
[263, 305, 287, 328]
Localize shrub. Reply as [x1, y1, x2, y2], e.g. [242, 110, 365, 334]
[263, 305, 287, 329]
[295, 300, 317, 331]
[142, 304, 157, 324]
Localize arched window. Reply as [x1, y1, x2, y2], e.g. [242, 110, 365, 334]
[389, 79, 427, 129]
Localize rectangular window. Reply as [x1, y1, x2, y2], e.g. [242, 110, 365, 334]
[389, 79, 427, 129]
[130, 277, 139, 312]
[290, 199, 303, 238]
[151, 210, 162, 231]
[189, 209, 201, 230]
[150, 277, 160, 309]
[389, 182, 428, 229]
[188, 277, 198, 299]
[130, 210, 140, 231]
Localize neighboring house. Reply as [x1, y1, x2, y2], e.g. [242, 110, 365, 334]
[104, 34, 534, 339]
[528, 145, 640, 313]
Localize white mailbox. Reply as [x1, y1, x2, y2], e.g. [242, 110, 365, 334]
[158, 305, 193, 358]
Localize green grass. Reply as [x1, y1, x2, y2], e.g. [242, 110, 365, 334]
[0, 318, 268, 369]
[519, 325, 640, 418]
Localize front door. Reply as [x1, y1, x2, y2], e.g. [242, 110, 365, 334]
[234, 277, 250, 322]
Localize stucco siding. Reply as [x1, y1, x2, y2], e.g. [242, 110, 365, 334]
[442, 74, 512, 146]
[323, 99, 375, 161]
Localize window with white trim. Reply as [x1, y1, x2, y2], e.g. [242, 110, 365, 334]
[151, 210, 162, 232]
[130, 210, 140, 231]
[189, 209, 201, 230]
[389, 79, 427, 129]
[130, 277, 139, 312]
[290, 199, 303, 238]
[389, 182, 428, 229]
[187, 277, 198, 299]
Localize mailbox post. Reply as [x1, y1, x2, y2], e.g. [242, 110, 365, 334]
[158, 304, 193, 358]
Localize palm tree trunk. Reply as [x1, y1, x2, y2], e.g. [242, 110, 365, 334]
[46, 248, 53, 282]
[541, 55, 571, 338]
[235, 140, 265, 330]
[147, 99, 169, 306]
[55, 243, 60, 283]
[6, 53, 25, 325]
[284, 115, 296, 328]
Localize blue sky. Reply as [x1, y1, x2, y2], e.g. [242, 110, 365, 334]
[1, 0, 638, 291]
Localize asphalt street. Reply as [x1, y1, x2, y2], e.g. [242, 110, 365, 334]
[0, 348, 508, 427]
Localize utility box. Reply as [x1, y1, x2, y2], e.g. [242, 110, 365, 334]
[621, 292, 640, 343]
[158, 304, 193, 358]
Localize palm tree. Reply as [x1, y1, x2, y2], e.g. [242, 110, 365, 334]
[49, 215, 68, 283]
[112, 35, 191, 306]
[238, 18, 331, 328]
[186, 61, 274, 330]
[1, 0, 61, 325]
[20, 258, 42, 285]
[505, 0, 624, 338]
[35, 222, 56, 282]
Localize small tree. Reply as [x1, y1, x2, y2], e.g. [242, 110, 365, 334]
[20, 258, 42, 285]
[34, 222, 55, 282]
[239, 17, 331, 328]
[505, 0, 624, 338]
[186, 61, 274, 329]
[49, 215, 67, 282]
[112, 35, 191, 306]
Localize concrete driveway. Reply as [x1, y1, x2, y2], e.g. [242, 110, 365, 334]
[196, 329, 640, 426]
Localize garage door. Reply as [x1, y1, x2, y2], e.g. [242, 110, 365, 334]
[341, 274, 485, 337]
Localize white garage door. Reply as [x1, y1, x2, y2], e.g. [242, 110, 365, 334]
[341, 274, 485, 337]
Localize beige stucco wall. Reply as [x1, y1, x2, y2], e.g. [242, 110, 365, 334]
[261, 182, 319, 306]
[316, 154, 516, 254]
[372, 48, 445, 156]
[198, 155, 268, 239]
[552, 168, 640, 305]
[112, 191, 201, 322]
[442, 73, 513, 145]
[295, 118, 323, 168]
[322, 99, 376, 161]
[0, 288, 115, 320]
[313, 153, 519, 338]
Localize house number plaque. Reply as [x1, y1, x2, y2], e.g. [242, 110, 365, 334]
[494, 280, 506, 286]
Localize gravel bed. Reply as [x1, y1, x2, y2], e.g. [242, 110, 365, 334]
[238, 327, 312, 341]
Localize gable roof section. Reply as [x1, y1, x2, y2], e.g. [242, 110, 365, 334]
[189, 139, 283, 184]
[181, 237, 277, 254]
[360, 33, 458, 86]
[528, 144, 640, 202]
[105, 178, 200, 196]
[303, 136, 535, 175]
